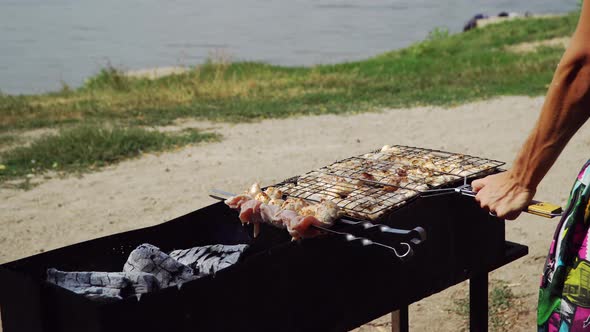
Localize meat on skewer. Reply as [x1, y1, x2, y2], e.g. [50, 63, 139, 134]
[224, 184, 342, 240]
[281, 197, 309, 213]
[299, 199, 340, 226]
[286, 215, 324, 239]
[225, 193, 265, 236]
[225, 194, 252, 209]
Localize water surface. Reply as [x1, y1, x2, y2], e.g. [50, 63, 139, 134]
[0, 0, 579, 94]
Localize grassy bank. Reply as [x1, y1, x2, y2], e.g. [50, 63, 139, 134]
[0, 126, 219, 186]
[0, 12, 579, 184]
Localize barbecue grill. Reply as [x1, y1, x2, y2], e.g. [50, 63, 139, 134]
[0, 145, 532, 332]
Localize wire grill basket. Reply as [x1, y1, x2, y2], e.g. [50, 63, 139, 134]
[319, 157, 461, 192]
[276, 171, 419, 220]
[360, 145, 504, 178]
[276, 145, 505, 220]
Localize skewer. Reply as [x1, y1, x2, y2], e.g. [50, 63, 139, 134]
[312, 224, 413, 259]
[338, 219, 426, 245]
[209, 188, 426, 244]
[209, 189, 417, 259]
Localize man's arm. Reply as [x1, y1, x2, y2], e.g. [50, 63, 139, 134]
[472, 3, 590, 220]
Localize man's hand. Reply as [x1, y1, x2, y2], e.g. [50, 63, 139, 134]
[471, 171, 536, 220]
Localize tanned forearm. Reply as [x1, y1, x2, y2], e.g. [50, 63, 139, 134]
[472, 5, 590, 220]
[510, 2, 590, 190]
[511, 49, 590, 190]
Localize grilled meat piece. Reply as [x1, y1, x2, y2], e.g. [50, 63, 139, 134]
[260, 203, 286, 228]
[394, 168, 408, 177]
[299, 199, 341, 225]
[315, 199, 341, 225]
[238, 199, 263, 225]
[359, 172, 375, 181]
[269, 198, 285, 206]
[249, 183, 262, 196]
[286, 215, 324, 239]
[281, 197, 310, 213]
[380, 145, 401, 153]
[274, 209, 300, 227]
[255, 192, 271, 204]
[384, 177, 402, 187]
[264, 186, 283, 200]
[225, 194, 253, 209]
[383, 186, 398, 192]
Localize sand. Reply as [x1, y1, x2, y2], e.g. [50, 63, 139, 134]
[124, 66, 189, 79]
[3, 95, 590, 331]
[507, 36, 570, 54]
[475, 14, 562, 29]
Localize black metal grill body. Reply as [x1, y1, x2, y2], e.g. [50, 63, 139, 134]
[0, 193, 509, 332]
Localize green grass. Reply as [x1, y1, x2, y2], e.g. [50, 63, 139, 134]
[0, 125, 219, 181]
[0, 13, 578, 132]
[0, 134, 18, 148]
[450, 281, 526, 332]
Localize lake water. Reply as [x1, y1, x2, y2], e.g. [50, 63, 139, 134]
[0, 0, 579, 95]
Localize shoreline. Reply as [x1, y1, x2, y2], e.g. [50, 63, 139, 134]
[1, 12, 577, 186]
[0, 10, 582, 331]
[0, 10, 572, 97]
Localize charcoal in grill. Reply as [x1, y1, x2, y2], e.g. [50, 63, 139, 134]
[46, 268, 160, 301]
[0, 184, 522, 332]
[123, 243, 197, 288]
[169, 244, 248, 276]
[0, 145, 521, 332]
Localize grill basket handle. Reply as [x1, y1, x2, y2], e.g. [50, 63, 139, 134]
[457, 185, 563, 219]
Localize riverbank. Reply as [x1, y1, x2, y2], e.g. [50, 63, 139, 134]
[0, 12, 578, 186]
[0, 10, 584, 331]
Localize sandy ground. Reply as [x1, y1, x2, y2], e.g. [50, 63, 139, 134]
[0, 128, 58, 154]
[507, 36, 570, 54]
[476, 14, 562, 29]
[2, 96, 590, 331]
[125, 66, 188, 79]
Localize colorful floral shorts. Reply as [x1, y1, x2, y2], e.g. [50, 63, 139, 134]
[539, 160, 590, 331]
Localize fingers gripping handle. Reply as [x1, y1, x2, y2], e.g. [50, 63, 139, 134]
[459, 185, 563, 219]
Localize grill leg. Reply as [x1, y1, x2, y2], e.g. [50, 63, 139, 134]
[469, 271, 488, 332]
[391, 306, 408, 332]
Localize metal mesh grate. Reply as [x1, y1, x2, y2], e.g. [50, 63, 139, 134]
[320, 157, 462, 192]
[275, 145, 504, 220]
[276, 171, 419, 220]
[359, 145, 505, 178]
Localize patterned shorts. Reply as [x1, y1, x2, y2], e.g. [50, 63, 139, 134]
[539, 160, 590, 331]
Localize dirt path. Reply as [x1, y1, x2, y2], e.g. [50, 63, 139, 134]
[3, 96, 589, 331]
